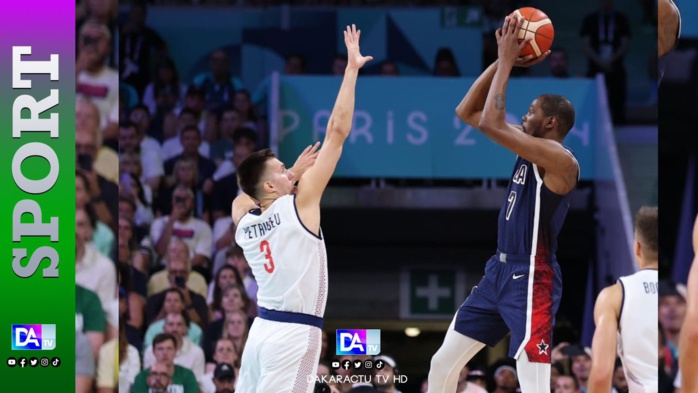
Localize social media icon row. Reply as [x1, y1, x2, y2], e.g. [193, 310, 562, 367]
[330, 359, 385, 371]
[7, 357, 59, 368]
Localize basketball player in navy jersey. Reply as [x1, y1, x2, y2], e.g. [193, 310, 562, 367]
[427, 16, 578, 393]
[588, 207, 658, 392]
[658, 0, 681, 83]
[679, 215, 698, 392]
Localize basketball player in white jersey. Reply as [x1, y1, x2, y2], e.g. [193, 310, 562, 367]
[588, 206, 658, 393]
[231, 24, 372, 393]
[679, 214, 698, 392]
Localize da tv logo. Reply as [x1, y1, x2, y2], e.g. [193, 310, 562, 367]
[336, 329, 381, 355]
[11, 325, 56, 350]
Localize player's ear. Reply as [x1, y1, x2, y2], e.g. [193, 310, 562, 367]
[546, 116, 556, 129]
[634, 238, 641, 258]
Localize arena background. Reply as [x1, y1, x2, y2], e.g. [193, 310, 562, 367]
[117, 0, 658, 392]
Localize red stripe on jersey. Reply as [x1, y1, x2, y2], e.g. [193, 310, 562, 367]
[524, 255, 555, 363]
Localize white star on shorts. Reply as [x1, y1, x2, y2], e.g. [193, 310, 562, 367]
[537, 339, 549, 355]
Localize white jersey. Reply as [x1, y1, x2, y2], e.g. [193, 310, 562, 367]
[235, 194, 328, 317]
[617, 269, 658, 393]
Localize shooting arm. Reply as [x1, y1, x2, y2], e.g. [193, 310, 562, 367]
[588, 284, 621, 393]
[478, 59, 577, 193]
[455, 60, 499, 127]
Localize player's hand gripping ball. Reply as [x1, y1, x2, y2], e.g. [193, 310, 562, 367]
[510, 7, 554, 59]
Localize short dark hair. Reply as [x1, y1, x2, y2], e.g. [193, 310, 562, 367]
[180, 125, 201, 139]
[232, 127, 258, 145]
[538, 94, 575, 136]
[119, 120, 139, 133]
[237, 149, 276, 200]
[152, 333, 177, 349]
[635, 206, 658, 259]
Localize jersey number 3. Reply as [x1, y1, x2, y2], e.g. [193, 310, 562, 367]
[260, 240, 275, 273]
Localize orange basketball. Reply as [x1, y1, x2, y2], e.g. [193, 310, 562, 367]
[510, 7, 554, 59]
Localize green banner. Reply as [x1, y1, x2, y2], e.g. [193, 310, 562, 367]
[0, 1, 75, 389]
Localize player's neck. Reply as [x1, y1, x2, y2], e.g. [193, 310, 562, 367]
[637, 258, 658, 270]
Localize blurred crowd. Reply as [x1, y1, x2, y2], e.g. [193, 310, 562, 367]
[72, 0, 658, 391]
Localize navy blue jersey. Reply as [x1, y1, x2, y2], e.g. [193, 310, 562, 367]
[497, 155, 576, 257]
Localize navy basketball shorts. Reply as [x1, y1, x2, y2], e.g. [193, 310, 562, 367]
[454, 252, 562, 363]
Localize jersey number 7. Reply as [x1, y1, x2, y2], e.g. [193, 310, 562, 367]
[260, 240, 275, 273]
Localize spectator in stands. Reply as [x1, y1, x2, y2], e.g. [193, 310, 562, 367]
[164, 126, 216, 195]
[285, 53, 307, 75]
[150, 188, 213, 277]
[162, 107, 212, 161]
[76, 21, 119, 145]
[132, 333, 200, 393]
[97, 316, 141, 393]
[332, 54, 348, 76]
[554, 375, 578, 393]
[76, 124, 119, 232]
[195, 50, 239, 115]
[492, 365, 518, 393]
[77, 284, 106, 363]
[211, 127, 258, 221]
[156, 157, 207, 218]
[118, 245, 146, 331]
[221, 309, 249, 360]
[77, 98, 119, 184]
[144, 288, 204, 348]
[210, 108, 243, 167]
[550, 362, 564, 393]
[233, 89, 262, 134]
[567, 345, 592, 393]
[119, 1, 166, 96]
[659, 279, 685, 382]
[210, 363, 237, 393]
[465, 369, 488, 391]
[144, 57, 189, 143]
[548, 47, 571, 78]
[119, 202, 150, 267]
[148, 238, 208, 298]
[208, 266, 245, 315]
[658, 323, 674, 392]
[76, 172, 114, 259]
[225, 245, 258, 319]
[144, 312, 206, 381]
[76, 205, 117, 317]
[348, 354, 381, 393]
[612, 359, 628, 393]
[381, 60, 399, 76]
[201, 339, 240, 392]
[202, 285, 250, 363]
[119, 168, 155, 228]
[454, 364, 486, 393]
[77, 0, 118, 68]
[580, 0, 631, 124]
[123, 111, 165, 190]
[76, 330, 96, 393]
[433, 47, 460, 76]
[374, 355, 403, 393]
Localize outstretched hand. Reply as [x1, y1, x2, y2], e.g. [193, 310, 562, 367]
[289, 142, 321, 181]
[496, 15, 531, 66]
[344, 24, 373, 70]
[513, 50, 551, 68]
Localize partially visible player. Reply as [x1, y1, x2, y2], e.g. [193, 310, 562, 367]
[588, 207, 658, 393]
[679, 214, 698, 392]
[232, 24, 372, 393]
[428, 16, 578, 393]
[658, 0, 681, 83]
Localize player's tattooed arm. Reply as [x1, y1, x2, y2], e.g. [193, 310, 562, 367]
[494, 94, 505, 110]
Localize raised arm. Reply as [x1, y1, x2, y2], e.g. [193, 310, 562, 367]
[232, 193, 258, 226]
[479, 16, 577, 194]
[680, 215, 698, 392]
[295, 24, 372, 234]
[587, 283, 621, 393]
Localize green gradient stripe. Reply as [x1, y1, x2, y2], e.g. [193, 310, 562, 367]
[0, 1, 75, 390]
